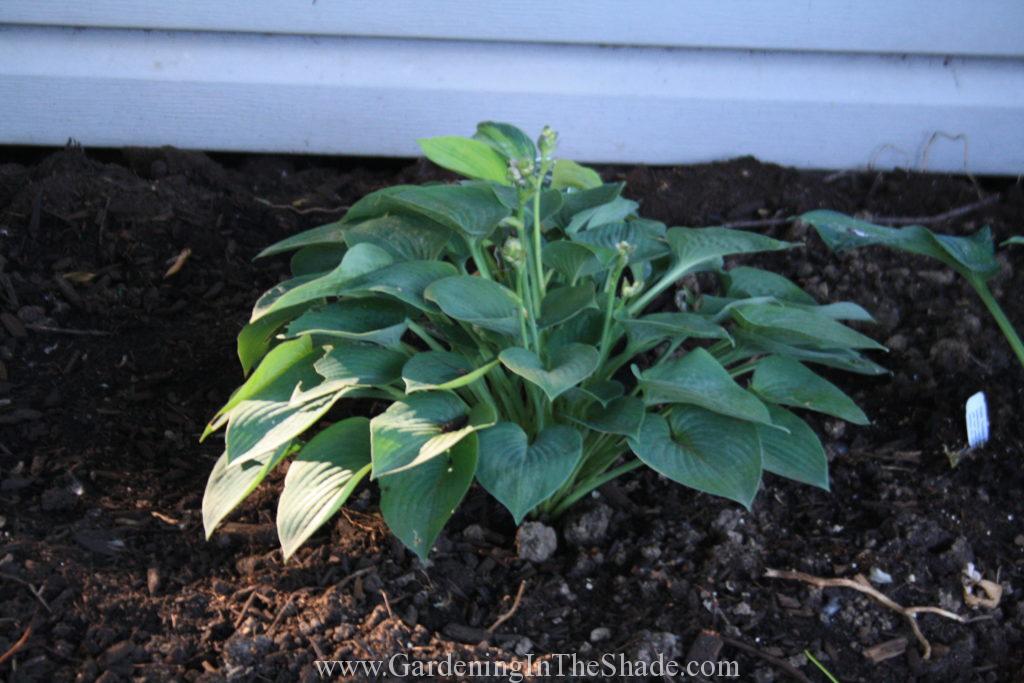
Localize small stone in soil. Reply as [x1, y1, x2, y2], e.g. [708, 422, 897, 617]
[516, 521, 557, 563]
[590, 627, 611, 643]
[563, 503, 612, 546]
[630, 630, 681, 666]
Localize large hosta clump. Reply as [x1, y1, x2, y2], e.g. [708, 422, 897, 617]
[202, 122, 883, 560]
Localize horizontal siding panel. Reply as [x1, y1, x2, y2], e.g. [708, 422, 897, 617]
[1, 1, 1023, 58]
[1, 27, 1022, 173]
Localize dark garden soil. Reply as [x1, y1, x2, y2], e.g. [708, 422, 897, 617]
[0, 145, 1022, 683]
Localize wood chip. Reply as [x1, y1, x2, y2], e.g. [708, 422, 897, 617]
[863, 637, 907, 663]
[163, 248, 192, 279]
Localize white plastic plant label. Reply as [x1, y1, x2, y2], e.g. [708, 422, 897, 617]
[965, 391, 989, 448]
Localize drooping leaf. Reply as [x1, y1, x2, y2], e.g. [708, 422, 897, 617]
[344, 214, 452, 261]
[203, 442, 292, 539]
[474, 121, 536, 161]
[418, 136, 510, 185]
[256, 222, 349, 259]
[371, 394, 495, 477]
[499, 344, 600, 401]
[729, 329, 889, 375]
[629, 408, 762, 509]
[566, 396, 645, 439]
[424, 276, 522, 336]
[757, 405, 829, 490]
[225, 389, 348, 465]
[566, 197, 639, 234]
[276, 417, 372, 560]
[543, 241, 610, 283]
[731, 304, 885, 351]
[551, 159, 603, 190]
[285, 298, 408, 348]
[341, 185, 420, 224]
[750, 356, 869, 425]
[313, 343, 408, 388]
[335, 260, 459, 312]
[639, 347, 772, 425]
[701, 295, 875, 323]
[553, 182, 625, 228]
[476, 423, 583, 523]
[725, 266, 815, 305]
[402, 351, 498, 393]
[237, 304, 312, 375]
[379, 434, 478, 561]
[538, 284, 598, 328]
[665, 227, 792, 279]
[290, 244, 347, 276]
[563, 379, 625, 407]
[801, 210, 999, 279]
[387, 184, 511, 241]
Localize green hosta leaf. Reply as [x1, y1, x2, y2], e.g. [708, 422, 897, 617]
[566, 197, 639, 234]
[314, 343, 407, 388]
[341, 185, 420, 224]
[344, 214, 451, 261]
[538, 284, 597, 328]
[801, 210, 999, 279]
[256, 244, 395, 319]
[290, 244, 347, 277]
[1004, 236, 1024, 247]
[425, 276, 522, 336]
[566, 396, 645, 439]
[554, 182, 624, 228]
[341, 260, 459, 312]
[665, 227, 792, 278]
[629, 408, 762, 509]
[750, 356, 869, 425]
[546, 308, 604, 348]
[474, 121, 536, 161]
[379, 433, 478, 560]
[418, 136, 510, 185]
[500, 343, 600, 401]
[402, 351, 498, 393]
[702, 295, 874, 323]
[225, 388, 349, 465]
[725, 266, 815, 305]
[563, 379, 625, 407]
[387, 184, 511, 240]
[731, 304, 884, 351]
[203, 442, 292, 538]
[619, 311, 732, 349]
[204, 336, 319, 440]
[730, 329, 889, 376]
[758, 405, 828, 490]
[276, 417, 372, 560]
[573, 219, 669, 265]
[476, 423, 583, 523]
[639, 347, 772, 425]
[551, 159, 603, 190]
[371, 394, 495, 477]
[543, 241, 611, 283]
[524, 188, 565, 228]
[256, 222, 349, 259]
[286, 298, 408, 348]
[237, 304, 312, 375]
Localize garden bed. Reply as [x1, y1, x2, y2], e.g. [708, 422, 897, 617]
[0, 146, 1022, 682]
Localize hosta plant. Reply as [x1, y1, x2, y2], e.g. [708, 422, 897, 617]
[202, 122, 882, 561]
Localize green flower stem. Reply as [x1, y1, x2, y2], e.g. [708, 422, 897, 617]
[966, 272, 1024, 369]
[407, 319, 446, 353]
[728, 360, 759, 378]
[530, 163, 550, 303]
[549, 458, 643, 519]
[469, 241, 494, 280]
[594, 256, 628, 373]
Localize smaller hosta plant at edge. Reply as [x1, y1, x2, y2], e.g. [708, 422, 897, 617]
[202, 122, 883, 561]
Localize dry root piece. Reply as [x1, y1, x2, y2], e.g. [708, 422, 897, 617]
[962, 563, 1002, 609]
[765, 568, 973, 660]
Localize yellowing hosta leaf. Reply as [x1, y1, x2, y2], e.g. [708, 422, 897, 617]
[276, 417, 372, 560]
[476, 423, 582, 523]
[639, 347, 772, 425]
[474, 121, 536, 161]
[418, 136, 510, 185]
[629, 408, 762, 509]
[371, 393, 495, 478]
[203, 441, 292, 539]
[379, 434, 478, 560]
[750, 355, 869, 425]
[551, 159, 603, 190]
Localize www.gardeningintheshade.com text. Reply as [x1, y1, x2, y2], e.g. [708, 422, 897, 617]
[313, 652, 741, 680]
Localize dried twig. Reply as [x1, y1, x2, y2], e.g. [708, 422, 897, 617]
[869, 194, 999, 226]
[25, 324, 111, 337]
[0, 626, 31, 666]
[766, 568, 969, 659]
[0, 574, 52, 614]
[487, 580, 527, 633]
[254, 197, 349, 215]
